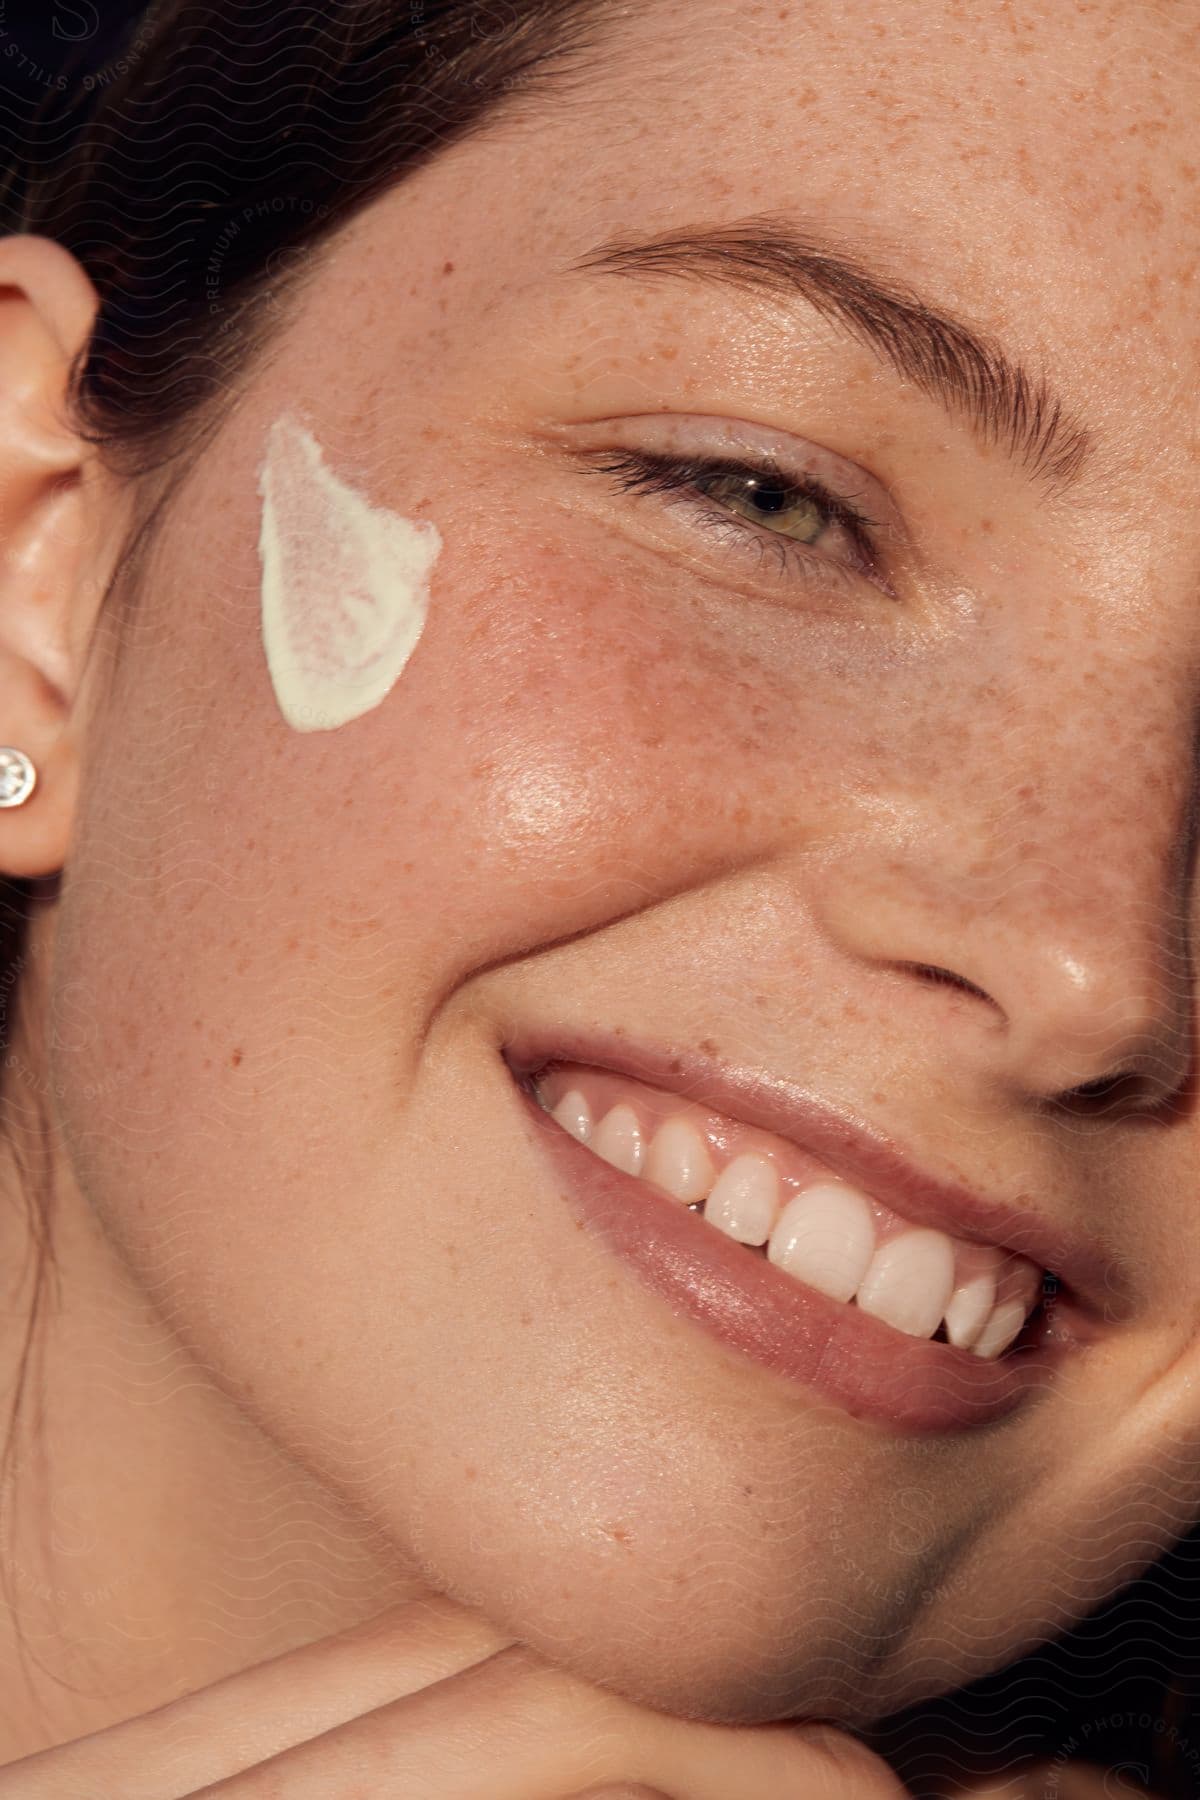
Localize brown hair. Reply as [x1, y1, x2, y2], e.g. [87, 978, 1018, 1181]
[9, 1, 620, 473]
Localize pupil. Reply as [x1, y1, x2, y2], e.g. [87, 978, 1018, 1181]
[747, 479, 789, 515]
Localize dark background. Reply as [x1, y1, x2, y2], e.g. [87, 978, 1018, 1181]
[0, 1, 149, 139]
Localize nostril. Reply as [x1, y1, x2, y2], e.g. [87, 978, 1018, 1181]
[1067, 1072, 1127, 1101]
[903, 962, 995, 1005]
[1056, 1066, 1163, 1118]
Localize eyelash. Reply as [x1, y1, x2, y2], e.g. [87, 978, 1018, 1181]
[588, 448, 886, 596]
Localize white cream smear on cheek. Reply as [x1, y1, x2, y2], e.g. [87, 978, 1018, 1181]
[256, 412, 442, 732]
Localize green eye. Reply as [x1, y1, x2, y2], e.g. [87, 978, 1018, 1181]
[695, 470, 830, 545]
[588, 445, 889, 596]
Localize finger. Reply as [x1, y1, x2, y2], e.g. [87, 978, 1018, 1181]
[0, 1592, 517, 1800]
[563, 1789, 674, 1799]
[563, 1788, 675, 1799]
[190, 1642, 909, 1799]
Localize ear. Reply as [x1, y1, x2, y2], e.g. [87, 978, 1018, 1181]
[0, 234, 115, 880]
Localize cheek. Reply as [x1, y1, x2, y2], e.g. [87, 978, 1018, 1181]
[50, 506, 900, 1226]
[45, 532, 747, 1244]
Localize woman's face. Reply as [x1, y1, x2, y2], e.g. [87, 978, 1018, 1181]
[51, 0, 1200, 1726]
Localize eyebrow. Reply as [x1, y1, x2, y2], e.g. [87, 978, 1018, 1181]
[570, 215, 1095, 500]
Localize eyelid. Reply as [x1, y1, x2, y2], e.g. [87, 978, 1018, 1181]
[550, 412, 906, 546]
[553, 412, 906, 601]
[593, 448, 886, 597]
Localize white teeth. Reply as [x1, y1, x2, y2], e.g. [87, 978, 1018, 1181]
[856, 1229, 957, 1339]
[943, 1271, 997, 1350]
[590, 1103, 646, 1177]
[766, 1181, 877, 1303]
[970, 1298, 1028, 1359]
[644, 1116, 717, 1203]
[554, 1082, 1042, 1358]
[1006, 1258, 1044, 1313]
[703, 1152, 780, 1246]
[550, 1088, 593, 1144]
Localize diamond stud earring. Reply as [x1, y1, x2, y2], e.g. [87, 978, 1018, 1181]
[0, 747, 38, 809]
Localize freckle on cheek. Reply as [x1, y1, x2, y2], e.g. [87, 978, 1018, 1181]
[256, 412, 442, 732]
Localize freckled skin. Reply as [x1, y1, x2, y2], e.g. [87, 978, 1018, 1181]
[5, 0, 1200, 1750]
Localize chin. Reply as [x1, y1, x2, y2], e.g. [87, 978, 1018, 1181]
[526, 1611, 896, 1728]
[453, 1552, 937, 1729]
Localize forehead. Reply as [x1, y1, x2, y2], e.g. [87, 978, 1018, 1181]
[590, 0, 1196, 217]
[474, 0, 1198, 479]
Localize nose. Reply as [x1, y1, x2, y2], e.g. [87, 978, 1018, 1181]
[811, 789, 1197, 1108]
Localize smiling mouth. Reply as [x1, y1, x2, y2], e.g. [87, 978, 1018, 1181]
[530, 1060, 1048, 1361]
[501, 1028, 1100, 1431]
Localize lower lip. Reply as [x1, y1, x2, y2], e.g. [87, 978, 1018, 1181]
[511, 1073, 1059, 1434]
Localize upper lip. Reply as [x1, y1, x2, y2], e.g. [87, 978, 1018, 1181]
[502, 1024, 1128, 1319]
